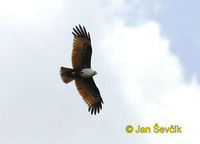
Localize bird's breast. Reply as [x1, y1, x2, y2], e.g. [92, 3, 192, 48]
[80, 68, 96, 78]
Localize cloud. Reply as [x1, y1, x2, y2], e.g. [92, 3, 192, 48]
[100, 19, 200, 144]
[101, 0, 162, 25]
[0, 0, 63, 28]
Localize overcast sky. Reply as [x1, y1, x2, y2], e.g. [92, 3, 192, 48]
[0, 0, 200, 144]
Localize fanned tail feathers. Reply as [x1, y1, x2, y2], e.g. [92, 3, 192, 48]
[60, 67, 75, 84]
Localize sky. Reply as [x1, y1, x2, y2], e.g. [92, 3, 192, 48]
[0, 0, 200, 144]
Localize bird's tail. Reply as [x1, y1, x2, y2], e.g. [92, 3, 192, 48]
[60, 67, 75, 84]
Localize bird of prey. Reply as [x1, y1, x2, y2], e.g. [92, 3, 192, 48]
[60, 25, 103, 115]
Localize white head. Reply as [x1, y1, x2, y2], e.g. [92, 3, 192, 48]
[80, 68, 97, 78]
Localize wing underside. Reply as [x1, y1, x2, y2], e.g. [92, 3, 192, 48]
[72, 25, 92, 69]
[75, 78, 103, 115]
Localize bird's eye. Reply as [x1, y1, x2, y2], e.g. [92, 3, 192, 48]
[80, 72, 83, 74]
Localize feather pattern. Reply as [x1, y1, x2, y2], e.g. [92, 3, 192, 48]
[72, 25, 92, 68]
[75, 77, 103, 115]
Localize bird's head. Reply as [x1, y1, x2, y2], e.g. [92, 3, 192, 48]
[80, 68, 97, 78]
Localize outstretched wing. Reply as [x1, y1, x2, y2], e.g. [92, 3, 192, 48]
[75, 78, 103, 115]
[72, 25, 92, 69]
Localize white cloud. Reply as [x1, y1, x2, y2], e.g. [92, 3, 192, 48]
[0, 0, 63, 28]
[100, 19, 200, 144]
[101, 0, 162, 25]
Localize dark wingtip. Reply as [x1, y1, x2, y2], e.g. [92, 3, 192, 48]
[72, 24, 91, 41]
[72, 32, 76, 36]
[88, 100, 103, 115]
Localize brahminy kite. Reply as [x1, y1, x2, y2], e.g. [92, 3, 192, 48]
[60, 25, 103, 115]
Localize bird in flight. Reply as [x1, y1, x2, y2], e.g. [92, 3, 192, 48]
[60, 25, 103, 115]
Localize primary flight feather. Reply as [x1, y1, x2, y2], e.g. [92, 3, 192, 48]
[60, 25, 103, 115]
